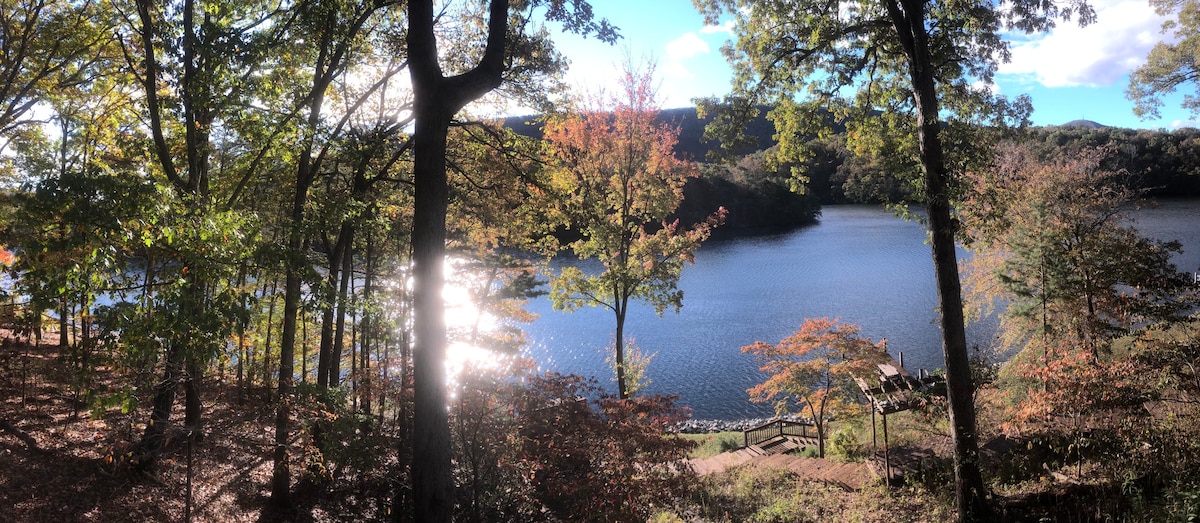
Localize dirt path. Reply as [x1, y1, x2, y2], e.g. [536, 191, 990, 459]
[689, 446, 877, 491]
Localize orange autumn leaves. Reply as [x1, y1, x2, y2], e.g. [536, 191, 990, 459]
[742, 318, 886, 456]
[542, 62, 724, 399]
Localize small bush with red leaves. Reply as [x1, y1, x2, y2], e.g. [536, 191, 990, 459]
[452, 369, 696, 522]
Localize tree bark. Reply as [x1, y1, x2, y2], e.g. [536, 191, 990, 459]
[409, 102, 455, 523]
[134, 341, 182, 471]
[614, 298, 628, 400]
[331, 227, 354, 387]
[360, 230, 374, 415]
[270, 217, 302, 507]
[405, 2, 509, 520]
[888, 0, 990, 520]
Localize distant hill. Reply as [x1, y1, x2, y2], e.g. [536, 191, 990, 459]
[1058, 119, 1108, 129]
[502, 106, 778, 162]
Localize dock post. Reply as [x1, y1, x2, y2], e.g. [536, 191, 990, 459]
[882, 412, 890, 488]
[871, 407, 877, 450]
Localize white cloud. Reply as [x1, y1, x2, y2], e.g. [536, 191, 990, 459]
[662, 60, 695, 81]
[700, 20, 734, 35]
[972, 79, 1000, 96]
[1170, 119, 1198, 129]
[998, 0, 1170, 88]
[666, 32, 710, 61]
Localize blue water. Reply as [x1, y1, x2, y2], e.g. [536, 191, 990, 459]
[519, 202, 1200, 420]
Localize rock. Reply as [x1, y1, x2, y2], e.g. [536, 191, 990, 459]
[673, 415, 814, 434]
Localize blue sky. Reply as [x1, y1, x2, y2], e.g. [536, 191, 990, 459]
[545, 0, 1196, 130]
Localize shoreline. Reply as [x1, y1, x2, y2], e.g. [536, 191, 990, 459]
[675, 415, 811, 434]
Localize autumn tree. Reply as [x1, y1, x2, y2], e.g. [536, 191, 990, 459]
[513, 372, 695, 521]
[544, 62, 724, 400]
[1128, 0, 1200, 119]
[692, 1, 1096, 518]
[961, 144, 1196, 480]
[1007, 342, 1146, 479]
[743, 318, 885, 458]
[961, 144, 1195, 363]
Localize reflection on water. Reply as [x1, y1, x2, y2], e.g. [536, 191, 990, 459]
[518, 201, 1200, 420]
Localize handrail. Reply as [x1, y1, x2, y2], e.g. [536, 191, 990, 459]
[743, 418, 815, 448]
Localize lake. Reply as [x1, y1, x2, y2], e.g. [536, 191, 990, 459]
[518, 200, 1200, 421]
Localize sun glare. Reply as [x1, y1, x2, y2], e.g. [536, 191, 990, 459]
[441, 259, 507, 384]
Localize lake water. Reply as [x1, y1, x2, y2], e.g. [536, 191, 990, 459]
[518, 200, 1200, 421]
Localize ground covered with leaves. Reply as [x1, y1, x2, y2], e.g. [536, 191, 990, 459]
[0, 333, 394, 523]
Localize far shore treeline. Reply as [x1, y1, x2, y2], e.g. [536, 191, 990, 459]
[510, 109, 1200, 237]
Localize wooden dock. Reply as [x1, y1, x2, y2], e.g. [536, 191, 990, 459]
[853, 350, 947, 486]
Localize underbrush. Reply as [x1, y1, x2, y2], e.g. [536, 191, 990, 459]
[658, 465, 952, 522]
[682, 431, 742, 459]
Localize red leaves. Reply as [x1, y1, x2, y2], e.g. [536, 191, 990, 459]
[452, 369, 695, 521]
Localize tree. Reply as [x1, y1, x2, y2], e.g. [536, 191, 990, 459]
[742, 318, 885, 458]
[961, 144, 1195, 361]
[1008, 342, 1145, 479]
[0, 0, 106, 141]
[403, 2, 616, 520]
[544, 62, 724, 399]
[961, 143, 1199, 484]
[692, 1, 1094, 519]
[1128, 0, 1200, 119]
[120, 0, 288, 471]
[268, 0, 398, 506]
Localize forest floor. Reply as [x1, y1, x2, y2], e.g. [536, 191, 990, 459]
[0, 331, 389, 523]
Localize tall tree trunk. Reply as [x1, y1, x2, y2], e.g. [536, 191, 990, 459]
[134, 342, 183, 471]
[134, 278, 205, 471]
[58, 295, 68, 349]
[317, 226, 351, 388]
[409, 106, 455, 523]
[270, 203, 303, 506]
[301, 307, 309, 382]
[263, 278, 279, 391]
[332, 229, 354, 387]
[614, 300, 628, 400]
[237, 271, 248, 405]
[888, 0, 990, 519]
[405, 2, 509, 519]
[360, 230, 374, 416]
[184, 356, 202, 431]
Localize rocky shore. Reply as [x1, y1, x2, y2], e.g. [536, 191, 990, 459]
[674, 416, 813, 434]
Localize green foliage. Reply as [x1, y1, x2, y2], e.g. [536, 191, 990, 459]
[606, 337, 654, 396]
[681, 151, 820, 230]
[683, 431, 743, 459]
[1128, 0, 1200, 119]
[678, 465, 952, 522]
[690, 0, 1058, 201]
[1161, 483, 1200, 522]
[961, 144, 1196, 363]
[294, 382, 388, 484]
[830, 426, 864, 463]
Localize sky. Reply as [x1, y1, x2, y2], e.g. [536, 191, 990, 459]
[544, 0, 1196, 130]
